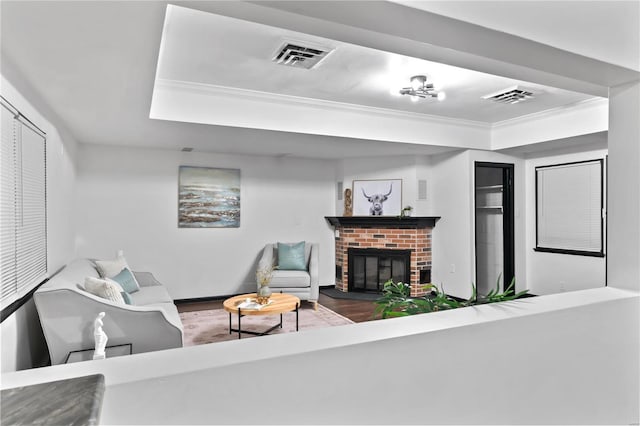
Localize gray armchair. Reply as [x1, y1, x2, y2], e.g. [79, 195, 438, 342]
[258, 242, 319, 309]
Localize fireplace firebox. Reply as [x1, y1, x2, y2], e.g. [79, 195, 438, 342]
[348, 248, 410, 293]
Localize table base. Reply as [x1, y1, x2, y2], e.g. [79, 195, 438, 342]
[228, 304, 299, 339]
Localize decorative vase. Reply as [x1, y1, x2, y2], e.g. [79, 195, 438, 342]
[257, 284, 272, 304]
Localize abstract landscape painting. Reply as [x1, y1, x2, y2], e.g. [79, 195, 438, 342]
[178, 166, 240, 228]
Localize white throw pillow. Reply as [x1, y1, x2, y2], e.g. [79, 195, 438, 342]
[84, 276, 125, 304]
[95, 250, 129, 278]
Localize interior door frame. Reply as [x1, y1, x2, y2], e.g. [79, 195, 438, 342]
[474, 162, 515, 294]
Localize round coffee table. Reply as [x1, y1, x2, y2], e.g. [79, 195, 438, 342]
[223, 293, 300, 339]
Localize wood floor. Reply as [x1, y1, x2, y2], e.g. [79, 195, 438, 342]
[317, 293, 380, 323]
[176, 292, 381, 323]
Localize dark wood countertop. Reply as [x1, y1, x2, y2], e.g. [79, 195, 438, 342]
[1, 374, 105, 426]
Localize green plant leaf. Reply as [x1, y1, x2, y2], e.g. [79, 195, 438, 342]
[375, 276, 530, 318]
[385, 311, 410, 317]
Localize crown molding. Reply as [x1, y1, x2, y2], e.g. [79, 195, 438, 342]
[154, 78, 491, 131]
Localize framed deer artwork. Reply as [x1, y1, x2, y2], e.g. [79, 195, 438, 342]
[352, 179, 402, 216]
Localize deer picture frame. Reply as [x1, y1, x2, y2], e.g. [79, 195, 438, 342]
[352, 179, 403, 216]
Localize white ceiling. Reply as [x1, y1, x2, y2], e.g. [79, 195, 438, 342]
[1, 1, 637, 159]
[155, 5, 593, 124]
[392, 0, 640, 72]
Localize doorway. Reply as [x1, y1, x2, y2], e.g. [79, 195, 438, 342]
[474, 162, 515, 297]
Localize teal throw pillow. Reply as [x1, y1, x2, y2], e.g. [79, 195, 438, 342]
[111, 267, 140, 293]
[121, 291, 134, 305]
[278, 241, 307, 270]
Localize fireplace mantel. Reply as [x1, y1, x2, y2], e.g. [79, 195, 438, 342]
[325, 216, 440, 228]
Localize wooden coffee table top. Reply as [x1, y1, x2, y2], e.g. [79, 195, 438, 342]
[223, 293, 300, 316]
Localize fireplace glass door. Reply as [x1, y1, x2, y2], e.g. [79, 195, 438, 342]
[349, 249, 410, 293]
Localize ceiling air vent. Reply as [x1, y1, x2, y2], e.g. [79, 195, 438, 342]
[181, 147, 193, 152]
[272, 42, 333, 69]
[482, 86, 535, 104]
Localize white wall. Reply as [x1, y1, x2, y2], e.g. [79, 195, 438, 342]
[491, 98, 608, 150]
[0, 299, 46, 373]
[427, 150, 525, 298]
[608, 80, 640, 290]
[525, 147, 607, 295]
[1, 74, 78, 372]
[336, 155, 424, 216]
[429, 144, 609, 299]
[74, 144, 337, 299]
[427, 150, 473, 297]
[69, 140, 605, 299]
[152, 79, 492, 151]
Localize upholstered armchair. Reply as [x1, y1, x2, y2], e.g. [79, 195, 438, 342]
[257, 242, 319, 309]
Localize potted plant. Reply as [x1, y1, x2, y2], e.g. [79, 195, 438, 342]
[400, 205, 413, 218]
[255, 266, 274, 304]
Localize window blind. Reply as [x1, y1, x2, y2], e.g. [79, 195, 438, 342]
[1, 99, 47, 307]
[536, 159, 603, 256]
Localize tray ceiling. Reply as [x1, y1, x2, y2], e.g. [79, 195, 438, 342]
[154, 5, 597, 124]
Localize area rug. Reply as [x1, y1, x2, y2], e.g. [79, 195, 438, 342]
[180, 304, 354, 346]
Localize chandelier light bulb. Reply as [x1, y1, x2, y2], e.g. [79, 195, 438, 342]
[410, 75, 426, 90]
[437, 92, 446, 101]
[398, 75, 445, 102]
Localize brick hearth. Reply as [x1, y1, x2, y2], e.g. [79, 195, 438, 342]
[325, 217, 439, 297]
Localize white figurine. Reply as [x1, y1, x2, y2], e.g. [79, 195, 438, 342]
[93, 312, 108, 360]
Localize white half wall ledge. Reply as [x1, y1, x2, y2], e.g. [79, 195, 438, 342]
[150, 79, 492, 150]
[2, 287, 638, 424]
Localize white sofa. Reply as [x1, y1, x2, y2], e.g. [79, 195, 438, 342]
[258, 242, 319, 309]
[34, 259, 183, 365]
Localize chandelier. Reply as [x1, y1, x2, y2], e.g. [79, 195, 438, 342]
[399, 75, 446, 101]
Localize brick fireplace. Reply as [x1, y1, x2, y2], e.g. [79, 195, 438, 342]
[325, 216, 439, 297]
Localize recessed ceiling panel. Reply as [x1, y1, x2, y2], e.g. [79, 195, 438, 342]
[155, 5, 598, 124]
